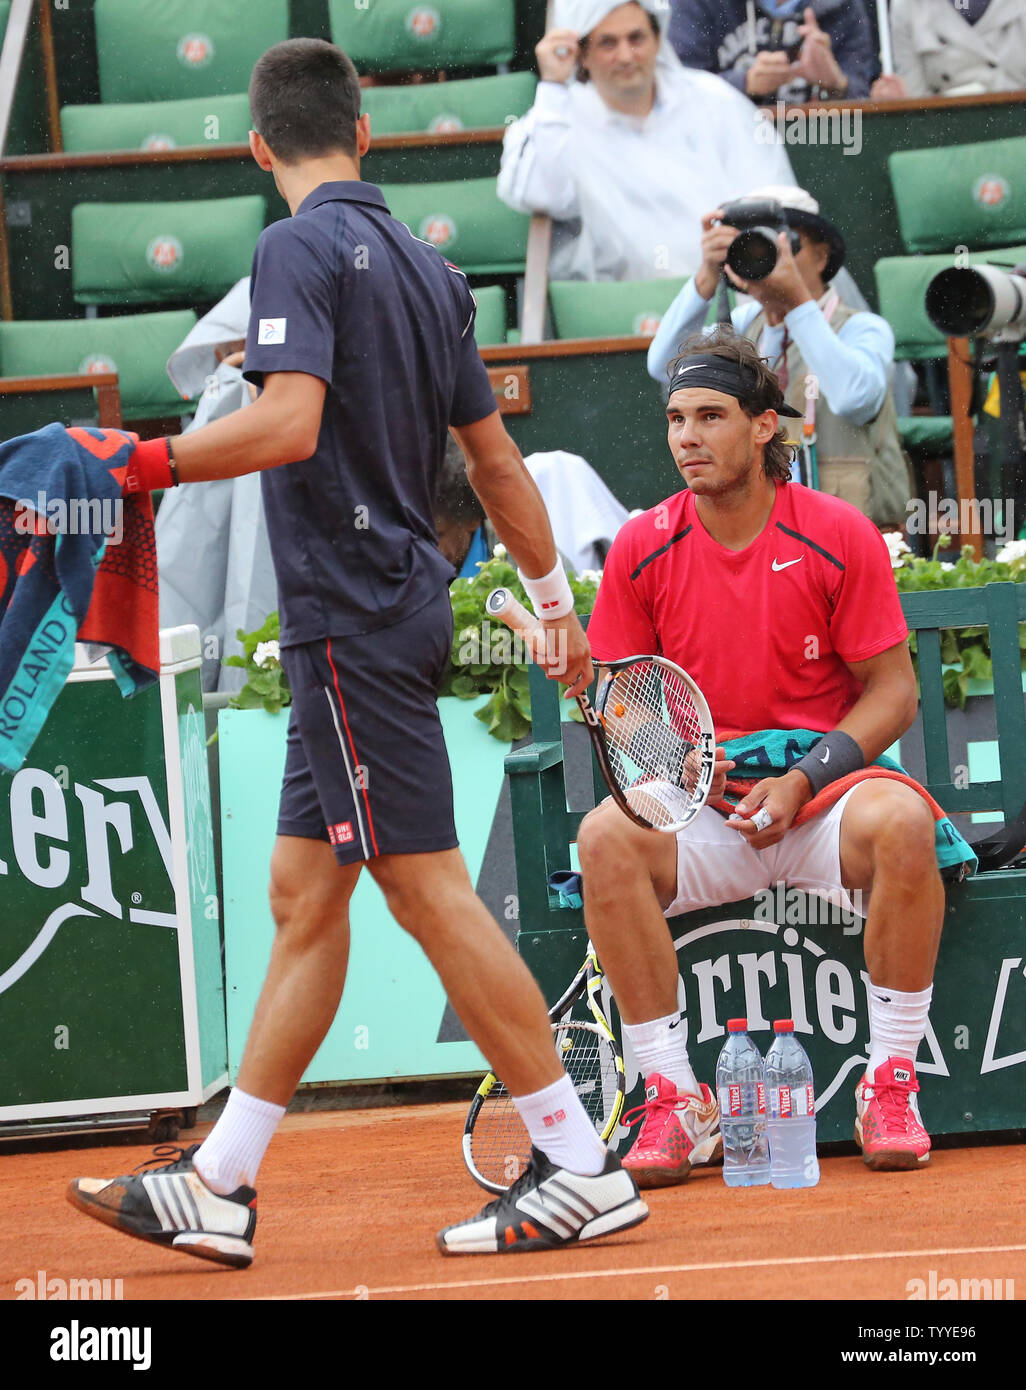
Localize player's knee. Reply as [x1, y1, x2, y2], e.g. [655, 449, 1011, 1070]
[577, 803, 626, 877]
[850, 782, 937, 868]
[268, 864, 350, 942]
[368, 855, 472, 942]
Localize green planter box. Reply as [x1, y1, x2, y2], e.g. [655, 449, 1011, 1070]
[218, 697, 514, 1084]
[0, 627, 227, 1125]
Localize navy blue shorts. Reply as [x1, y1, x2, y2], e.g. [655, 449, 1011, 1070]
[276, 587, 458, 865]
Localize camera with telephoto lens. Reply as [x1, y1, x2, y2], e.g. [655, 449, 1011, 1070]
[925, 263, 1026, 340]
[717, 198, 803, 282]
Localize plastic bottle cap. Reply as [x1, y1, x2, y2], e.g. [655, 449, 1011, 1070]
[726, 1018, 749, 1032]
[774, 1019, 795, 1032]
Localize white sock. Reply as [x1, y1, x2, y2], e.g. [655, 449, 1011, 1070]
[514, 1076, 608, 1176]
[867, 984, 933, 1081]
[622, 1014, 700, 1097]
[193, 1089, 286, 1195]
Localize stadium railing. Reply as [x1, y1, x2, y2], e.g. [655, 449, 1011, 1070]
[0, 368, 121, 438]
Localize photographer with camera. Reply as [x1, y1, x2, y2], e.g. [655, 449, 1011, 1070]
[647, 186, 912, 527]
[924, 259, 1026, 542]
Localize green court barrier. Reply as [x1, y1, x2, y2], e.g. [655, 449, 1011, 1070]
[218, 697, 518, 1084]
[0, 627, 227, 1128]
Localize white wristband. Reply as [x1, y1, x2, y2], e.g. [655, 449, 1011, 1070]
[518, 560, 575, 620]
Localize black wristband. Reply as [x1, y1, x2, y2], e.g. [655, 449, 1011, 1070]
[792, 730, 865, 798]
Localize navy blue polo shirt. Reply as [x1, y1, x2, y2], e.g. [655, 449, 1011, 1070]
[243, 180, 498, 645]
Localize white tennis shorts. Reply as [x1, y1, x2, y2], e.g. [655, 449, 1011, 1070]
[664, 785, 863, 920]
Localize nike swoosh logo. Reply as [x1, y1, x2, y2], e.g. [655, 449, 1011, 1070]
[819, 747, 830, 764]
[771, 557, 804, 571]
[668, 1019, 680, 1029]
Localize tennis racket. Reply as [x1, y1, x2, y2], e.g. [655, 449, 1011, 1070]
[462, 940, 625, 1194]
[485, 586, 718, 833]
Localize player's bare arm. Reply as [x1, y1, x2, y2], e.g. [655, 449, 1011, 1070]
[732, 639, 918, 847]
[451, 410, 594, 697]
[169, 371, 327, 482]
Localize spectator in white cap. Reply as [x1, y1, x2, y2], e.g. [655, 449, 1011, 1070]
[647, 186, 912, 527]
[871, 0, 1026, 100]
[497, 0, 795, 282]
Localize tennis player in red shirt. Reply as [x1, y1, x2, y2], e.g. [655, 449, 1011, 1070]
[581, 327, 942, 1183]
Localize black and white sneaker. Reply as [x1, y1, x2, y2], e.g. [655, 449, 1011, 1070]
[438, 1147, 649, 1255]
[67, 1144, 256, 1269]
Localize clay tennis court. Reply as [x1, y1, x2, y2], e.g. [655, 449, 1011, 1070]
[1, 1100, 1023, 1302]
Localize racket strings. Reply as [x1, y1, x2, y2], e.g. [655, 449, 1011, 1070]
[603, 662, 708, 826]
[468, 1021, 620, 1190]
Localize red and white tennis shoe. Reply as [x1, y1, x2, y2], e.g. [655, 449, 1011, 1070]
[854, 1058, 931, 1170]
[620, 1072, 722, 1188]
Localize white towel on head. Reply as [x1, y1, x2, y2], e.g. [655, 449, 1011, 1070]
[553, 0, 660, 33]
[551, 0, 680, 67]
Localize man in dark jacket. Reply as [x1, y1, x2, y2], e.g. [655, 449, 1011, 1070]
[669, 1, 877, 103]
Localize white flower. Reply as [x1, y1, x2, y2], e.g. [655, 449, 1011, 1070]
[492, 543, 507, 559]
[254, 640, 280, 668]
[940, 562, 955, 571]
[882, 531, 911, 568]
[996, 539, 1026, 565]
[578, 569, 603, 584]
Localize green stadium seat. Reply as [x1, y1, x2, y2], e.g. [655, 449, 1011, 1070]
[360, 71, 535, 135]
[329, 0, 516, 75]
[874, 246, 1026, 362]
[381, 178, 529, 276]
[94, 0, 288, 103]
[898, 416, 954, 452]
[889, 138, 1026, 255]
[548, 277, 688, 340]
[61, 92, 252, 153]
[471, 286, 507, 346]
[71, 196, 266, 307]
[0, 311, 198, 421]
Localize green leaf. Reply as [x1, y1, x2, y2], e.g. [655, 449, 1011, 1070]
[230, 685, 265, 710]
[960, 646, 993, 682]
[490, 699, 530, 742]
[942, 666, 966, 709]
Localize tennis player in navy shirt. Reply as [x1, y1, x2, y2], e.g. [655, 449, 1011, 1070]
[68, 39, 649, 1262]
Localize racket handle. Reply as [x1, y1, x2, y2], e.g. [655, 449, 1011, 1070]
[485, 587, 538, 636]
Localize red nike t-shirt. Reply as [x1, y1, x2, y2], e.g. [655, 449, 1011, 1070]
[586, 482, 908, 734]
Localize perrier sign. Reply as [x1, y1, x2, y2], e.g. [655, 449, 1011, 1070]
[0, 629, 226, 1121]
